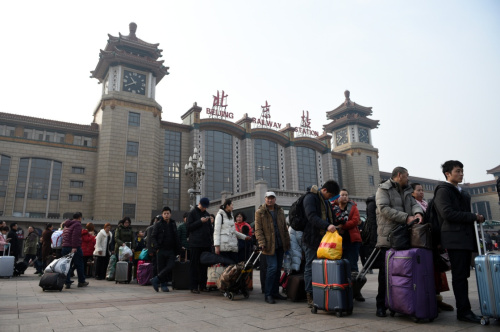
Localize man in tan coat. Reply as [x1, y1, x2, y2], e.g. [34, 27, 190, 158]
[255, 191, 291, 304]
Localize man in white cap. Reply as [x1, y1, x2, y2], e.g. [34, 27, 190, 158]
[255, 191, 290, 304]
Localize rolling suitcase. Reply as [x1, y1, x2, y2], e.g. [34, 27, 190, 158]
[115, 261, 132, 283]
[311, 259, 353, 316]
[474, 221, 500, 325]
[0, 244, 14, 278]
[172, 251, 190, 290]
[385, 248, 438, 322]
[39, 272, 65, 291]
[137, 262, 153, 286]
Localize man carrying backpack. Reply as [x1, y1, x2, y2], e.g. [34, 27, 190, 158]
[301, 180, 340, 308]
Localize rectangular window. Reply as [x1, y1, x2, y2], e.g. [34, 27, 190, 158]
[163, 131, 181, 210]
[0, 155, 11, 197]
[366, 156, 372, 166]
[70, 180, 84, 188]
[125, 172, 137, 187]
[69, 194, 83, 201]
[369, 175, 375, 186]
[123, 203, 136, 218]
[72, 167, 85, 174]
[55, 133, 65, 143]
[127, 141, 139, 156]
[128, 112, 140, 127]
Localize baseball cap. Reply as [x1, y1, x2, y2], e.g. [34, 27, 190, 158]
[265, 191, 276, 198]
[199, 197, 210, 208]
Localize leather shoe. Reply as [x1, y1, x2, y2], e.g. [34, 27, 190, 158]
[376, 308, 387, 317]
[355, 294, 365, 302]
[272, 293, 287, 300]
[200, 288, 210, 292]
[191, 289, 200, 294]
[77, 282, 89, 287]
[457, 312, 481, 324]
[151, 277, 159, 292]
[265, 296, 276, 304]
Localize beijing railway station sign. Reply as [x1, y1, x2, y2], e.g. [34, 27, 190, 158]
[206, 90, 234, 119]
[295, 110, 319, 137]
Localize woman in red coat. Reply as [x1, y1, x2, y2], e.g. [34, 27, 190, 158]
[81, 223, 96, 277]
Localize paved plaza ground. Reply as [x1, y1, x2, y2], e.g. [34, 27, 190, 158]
[0, 264, 497, 332]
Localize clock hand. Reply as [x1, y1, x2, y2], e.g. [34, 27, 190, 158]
[125, 82, 135, 87]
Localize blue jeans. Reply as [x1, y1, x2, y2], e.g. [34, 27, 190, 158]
[342, 241, 361, 272]
[304, 246, 317, 294]
[61, 247, 85, 285]
[264, 247, 284, 297]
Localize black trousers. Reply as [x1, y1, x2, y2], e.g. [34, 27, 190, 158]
[95, 255, 110, 279]
[156, 248, 176, 284]
[190, 246, 211, 290]
[376, 247, 388, 310]
[447, 249, 472, 316]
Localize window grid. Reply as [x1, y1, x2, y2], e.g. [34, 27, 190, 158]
[72, 167, 85, 174]
[127, 141, 139, 156]
[69, 194, 83, 202]
[128, 112, 140, 127]
[124, 172, 137, 187]
[123, 203, 136, 219]
[0, 155, 11, 197]
[367, 156, 372, 166]
[163, 131, 181, 210]
[15, 158, 62, 200]
[205, 131, 233, 199]
[332, 158, 342, 188]
[296, 147, 317, 191]
[254, 139, 279, 188]
[70, 180, 84, 188]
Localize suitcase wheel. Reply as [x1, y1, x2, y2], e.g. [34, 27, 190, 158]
[227, 292, 235, 301]
[336, 311, 342, 318]
[243, 292, 249, 299]
[480, 317, 489, 326]
[311, 307, 317, 314]
[390, 310, 395, 317]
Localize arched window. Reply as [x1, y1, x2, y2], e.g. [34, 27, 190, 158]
[205, 131, 233, 199]
[254, 139, 279, 188]
[296, 147, 317, 191]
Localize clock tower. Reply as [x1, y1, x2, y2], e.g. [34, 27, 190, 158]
[90, 23, 169, 221]
[324, 91, 380, 197]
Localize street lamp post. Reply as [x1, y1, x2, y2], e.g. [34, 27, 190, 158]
[256, 165, 270, 181]
[184, 147, 206, 210]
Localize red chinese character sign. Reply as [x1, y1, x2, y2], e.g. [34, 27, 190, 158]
[251, 100, 283, 129]
[295, 110, 319, 137]
[206, 90, 234, 119]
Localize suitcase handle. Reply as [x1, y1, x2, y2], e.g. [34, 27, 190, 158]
[358, 248, 381, 280]
[474, 221, 487, 256]
[3, 243, 10, 256]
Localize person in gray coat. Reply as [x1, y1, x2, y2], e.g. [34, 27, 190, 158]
[374, 166, 424, 317]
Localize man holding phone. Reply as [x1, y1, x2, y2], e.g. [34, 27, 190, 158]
[187, 197, 212, 293]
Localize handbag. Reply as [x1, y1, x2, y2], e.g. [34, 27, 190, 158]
[435, 250, 451, 272]
[410, 223, 432, 249]
[317, 231, 343, 260]
[387, 223, 412, 250]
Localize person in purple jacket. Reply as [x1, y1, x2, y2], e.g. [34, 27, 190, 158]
[61, 212, 88, 289]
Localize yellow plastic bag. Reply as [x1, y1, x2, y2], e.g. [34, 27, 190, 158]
[317, 231, 342, 260]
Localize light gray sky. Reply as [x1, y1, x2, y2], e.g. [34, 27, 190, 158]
[1, 0, 498, 183]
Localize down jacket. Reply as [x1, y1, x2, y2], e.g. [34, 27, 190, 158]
[94, 229, 113, 257]
[62, 219, 83, 248]
[302, 186, 335, 249]
[288, 227, 304, 272]
[255, 203, 290, 255]
[375, 179, 423, 248]
[214, 209, 247, 253]
[332, 200, 362, 244]
[81, 229, 96, 256]
[114, 224, 134, 254]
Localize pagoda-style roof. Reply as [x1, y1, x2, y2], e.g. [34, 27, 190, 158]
[487, 165, 500, 175]
[323, 113, 380, 132]
[326, 90, 373, 120]
[91, 23, 169, 83]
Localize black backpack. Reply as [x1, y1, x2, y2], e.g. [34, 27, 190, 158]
[425, 197, 441, 248]
[361, 196, 377, 245]
[289, 192, 310, 232]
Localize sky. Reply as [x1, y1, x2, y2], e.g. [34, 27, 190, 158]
[1, 0, 499, 184]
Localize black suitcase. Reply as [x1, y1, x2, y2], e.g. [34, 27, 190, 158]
[287, 273, 306, 302]
[172, 260, 190, 290]
[14, 261, 28, 276]
[39, 272, 66, 291]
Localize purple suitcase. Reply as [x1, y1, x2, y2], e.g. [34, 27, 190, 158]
[385, 248, 438, 322]
[137, 262, 153, 286]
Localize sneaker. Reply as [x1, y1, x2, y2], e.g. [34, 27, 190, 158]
[151, 277, 160, 292]
[77, 282, 89, 287]
[161, 283, 169, 292]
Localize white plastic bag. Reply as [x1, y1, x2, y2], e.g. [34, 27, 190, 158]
[45, 252, 74, 275]
[119, 245, 133, 261]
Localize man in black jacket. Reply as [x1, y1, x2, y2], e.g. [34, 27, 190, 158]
[7, 223, 20, 261]
[150, 207, 180, 292]
[302, 180, 340, 308]
[187, 197, 211, 293]
[434, 160, 485, 324]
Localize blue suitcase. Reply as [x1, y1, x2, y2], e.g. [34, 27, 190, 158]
[311, 259, 353, 316]
[474, 222, 500, 325]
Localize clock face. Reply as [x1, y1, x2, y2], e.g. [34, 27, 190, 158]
[359, 128, 370, 143]
[336, 128, 348, 146]
[122, 70, 146, 95]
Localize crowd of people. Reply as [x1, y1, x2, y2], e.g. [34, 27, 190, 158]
[0, 159, 496, 325]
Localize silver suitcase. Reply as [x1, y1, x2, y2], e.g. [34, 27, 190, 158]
[115, 261, 132, 284]
[0, 244, 15, 278]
